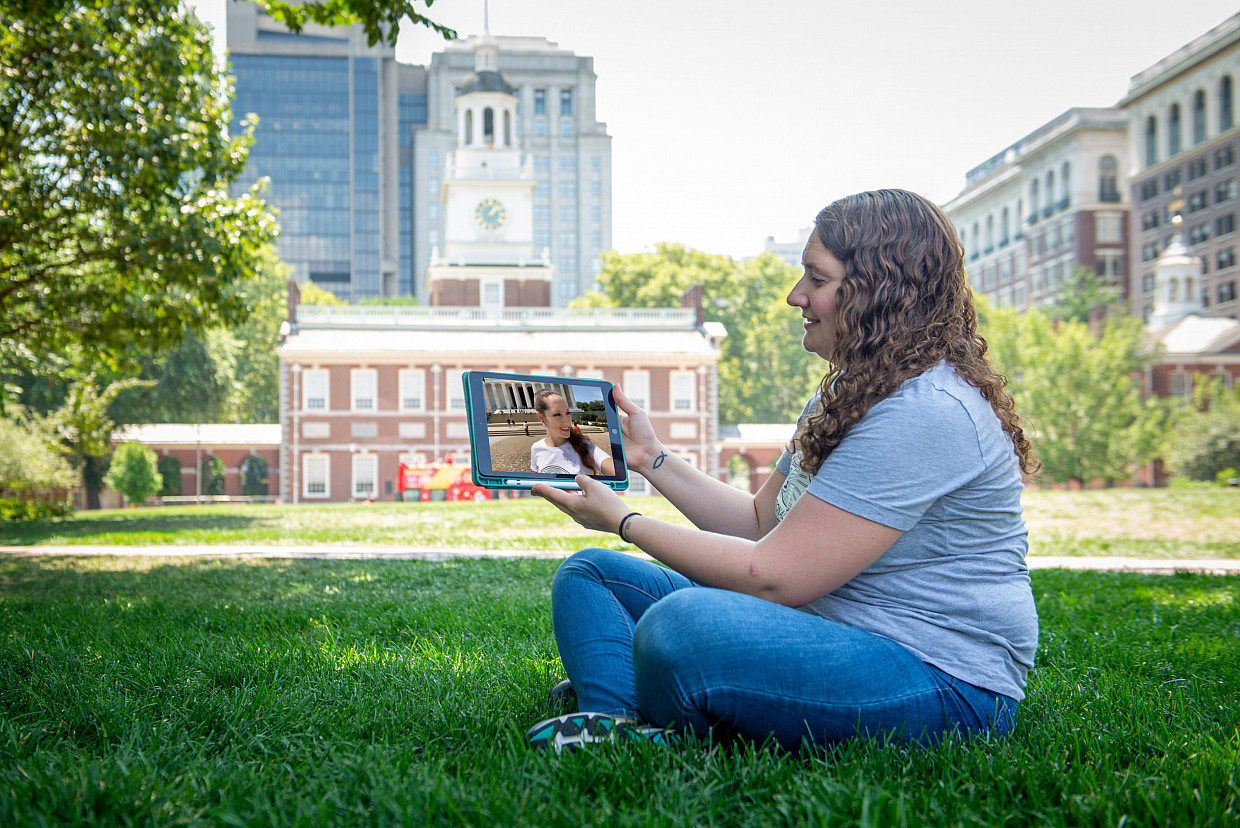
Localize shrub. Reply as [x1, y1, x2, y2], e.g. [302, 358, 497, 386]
[103, 442, 163, 506]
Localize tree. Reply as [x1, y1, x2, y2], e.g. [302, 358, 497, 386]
[0, 408, 76, 519]
[1, 0, 278, 374]
[299, 281, 347, 306]
[52, 374, 154, 509]
[1047, 267, 1123, 324]
[1164, 375, 1240, 482]
[103, 441, 163, 506]
[255, 0, 455, 46]
[581, 245, 819, 425]
[980, 302, 1163, 487]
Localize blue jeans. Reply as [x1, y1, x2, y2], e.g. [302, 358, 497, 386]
[551, 548, 1018, 751]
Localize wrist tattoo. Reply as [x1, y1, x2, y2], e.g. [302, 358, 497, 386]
[652, 451, 667, 470]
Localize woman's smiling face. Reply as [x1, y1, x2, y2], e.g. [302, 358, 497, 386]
[787, 231, 845, 361]
[537, 394, 573, 443]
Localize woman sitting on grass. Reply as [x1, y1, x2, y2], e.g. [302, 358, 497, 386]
[527, 188, 1040, 753]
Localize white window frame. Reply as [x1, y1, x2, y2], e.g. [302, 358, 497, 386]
[303, 454, 330, 499]
[670, 370, 696, 412]
[1095, 213, 1123, 243]
[446, 369, 466, 411]
[303, 369, 329, 412]
[1168, 371, 1192, 398]
[351, 454, 377, 499]
[351, 368, 377, 412]
[622, 370, 649, 410]
[399, 369, 425, 412]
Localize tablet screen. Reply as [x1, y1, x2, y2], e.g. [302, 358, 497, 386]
[463, 371, 628, 490]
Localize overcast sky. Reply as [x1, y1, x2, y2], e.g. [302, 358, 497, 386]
[192, 0, 1239, 259]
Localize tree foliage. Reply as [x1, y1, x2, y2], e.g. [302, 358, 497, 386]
[103, 441, 163, 505]
[980, 301, 1168, 486]
[1047, 267, 1123, 324]
[580, 245, 820, 425]
[0, 0, 278, 373]
[256, 0, 455, 46]
[52, 374, 154, 508]
[1163, 375, 1240, 482]
[0, 408, 76, 495]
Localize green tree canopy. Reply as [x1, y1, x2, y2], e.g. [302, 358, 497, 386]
[0, 0, 278, 373]
[1047, 267, 1124, 324]
[1163, 375, 1240, 482]
[103, 441, 163, 506]
[255, 0, 455, 46]
[980, 300, 1168, 487]
[0, 409, 76, 496]
[580, 245, 820, 425]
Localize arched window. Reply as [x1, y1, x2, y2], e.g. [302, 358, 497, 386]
[241, 456, 269, 497]
[1001, 206, 1010, 244]
[1146, 116, 1158, 167]
[1030, 179, 1040, 217]
[1099, 155, 1119, 201]
[1169, 103, 1182, 156]
[1061, 161, 1071, 208]
[504, 110, 512, 146]
[1046, 170, 1055, 214]
[1221, 76, 1234, 131]
[464, 110, 473, 145]
[483, 107, 495, 144]
[986, 215, 994, 250]
[1193, 90, 1207, 145]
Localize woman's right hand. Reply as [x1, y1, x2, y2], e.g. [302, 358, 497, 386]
[612, 385, 663, 472]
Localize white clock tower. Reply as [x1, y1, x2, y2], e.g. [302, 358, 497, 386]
[425, 31, 553, 307]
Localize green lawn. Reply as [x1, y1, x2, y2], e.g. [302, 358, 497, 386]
[3, 487, 1239, 560]
[1, 489, 1238, 825]
[0, 555, 1236, 826]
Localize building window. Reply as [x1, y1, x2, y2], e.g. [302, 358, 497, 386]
[1096, 214, 1123, 243]
[591, 156, 601, 173]
[1189, 223, 1210, 245]
[533, 88, 546, 115]
[1193, 89, 1208, 145]
[1142, 210, 1160, 231]
[1142, 272, 1156, 293]
[428, 177, 439, 195]
[622, 370, 649, 409]
[1169, 371, 1191, 398]
[1165, 168, 1182, 190]
[1218, 144, 1235, 170]
[1142, 242, 1161, 262]
[560, 88, 573, 116]
[1217, 179, 1237, 204]
[534, 154, 550, 173]
[303, 369, 328, 411]
[1189, 190, 1208, 213]
[558, 280, 577, 300]
[304, 454, 329, 498]
[1060, 162, 1071, 209]
[534, 118, 546, 138]
[1220, 281, 1238, 303]
[1218, 247, 1236, 270]
[1096, 252, 1123, 279]
[446, 370, 465, 410]
[559, 205, 577, 223]
[351, 368, 376, 411]
[1189, 156, 1209, 180]
[1099, 155, 1119, 201]
[1218, 213, 1236, 237]
[559, 156, 576, 173]
[1145, 116, 1158, 167]
[590, 180, 601, 197]
[1029, 179, 1040, 219]
[559, 181, 577, 198]
[535, 181, 549, 197]
[1000, 207, 1010, 244]
[1044, 170, 1055, 216]
[1222, 76, 1235, 131]
[670, 370, 696, 412]
[399, 369, 424, 411]
[560, 118, 573, 139]
[1169, 103, 1182, 156]
[351, 454, 377, 499]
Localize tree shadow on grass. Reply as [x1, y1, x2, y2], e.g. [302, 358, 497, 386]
[0, 511, 264, 545]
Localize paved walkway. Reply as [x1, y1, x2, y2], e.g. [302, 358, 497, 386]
[2, 545, 1238, 575]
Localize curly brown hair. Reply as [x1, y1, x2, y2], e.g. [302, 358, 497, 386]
[793, 189, 1038, 476]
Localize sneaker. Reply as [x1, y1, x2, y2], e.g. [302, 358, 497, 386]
[526, 713, 625, 753]
[548, 678, 576, 707]
[526, 713, 680, 753]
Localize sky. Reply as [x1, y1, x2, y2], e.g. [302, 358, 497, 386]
[191, 0, 1240, 260]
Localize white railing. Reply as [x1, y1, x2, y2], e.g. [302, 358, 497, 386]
[295, 305, 697, 329]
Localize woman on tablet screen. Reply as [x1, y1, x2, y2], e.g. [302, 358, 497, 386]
[529, 389, 615, 476]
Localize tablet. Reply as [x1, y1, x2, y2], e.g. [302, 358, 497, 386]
[462, 370, 628, 490]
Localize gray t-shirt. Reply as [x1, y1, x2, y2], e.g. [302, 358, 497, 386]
[775, 362, 1038, 700]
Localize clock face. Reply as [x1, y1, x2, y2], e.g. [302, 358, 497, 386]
[474, 197, 507, 231]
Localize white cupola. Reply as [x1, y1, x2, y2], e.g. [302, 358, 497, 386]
[1149, 218, 1206, 328]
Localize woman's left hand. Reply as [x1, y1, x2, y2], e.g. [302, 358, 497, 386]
[532, 475, 631, 536]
